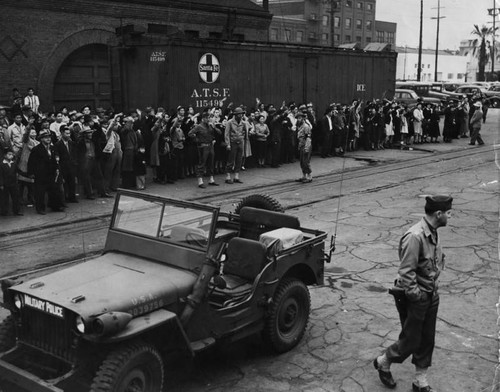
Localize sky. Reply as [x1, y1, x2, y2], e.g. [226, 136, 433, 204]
[375, 0, 500, 50]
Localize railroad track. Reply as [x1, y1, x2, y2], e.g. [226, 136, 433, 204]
[0, 145, 494, 280]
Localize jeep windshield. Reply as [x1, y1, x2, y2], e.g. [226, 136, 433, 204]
[111, 192, 218, 251]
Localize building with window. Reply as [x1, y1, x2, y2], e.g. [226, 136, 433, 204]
[396, 46, 468, 83]
[256, 0, 396, 49]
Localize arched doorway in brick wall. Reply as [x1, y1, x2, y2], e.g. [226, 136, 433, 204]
[53, 44, 111, 112]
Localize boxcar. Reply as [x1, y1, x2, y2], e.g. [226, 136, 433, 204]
[112, 38, 397, 112]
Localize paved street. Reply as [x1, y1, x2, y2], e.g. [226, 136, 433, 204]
[0, 112, 498, 392]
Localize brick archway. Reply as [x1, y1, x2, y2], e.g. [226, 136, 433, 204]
[38, 28, 118, 110]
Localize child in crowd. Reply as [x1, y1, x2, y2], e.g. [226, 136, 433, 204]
[0, 149, 22, 216]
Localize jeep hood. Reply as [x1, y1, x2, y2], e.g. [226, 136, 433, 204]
[11, 252, 198, 318]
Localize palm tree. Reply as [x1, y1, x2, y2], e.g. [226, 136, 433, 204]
[471, 24, 496, 81]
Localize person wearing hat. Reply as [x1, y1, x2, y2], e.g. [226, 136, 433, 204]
[27, 129, 65, 214]
[374, 195, 453, 392]
[224, 107, 246, 184]
[188, 110, 220, 188]
[468, 101, 484, 146]
[295, 111, 313, 183]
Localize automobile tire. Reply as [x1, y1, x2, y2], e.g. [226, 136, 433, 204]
[0, 315, 16, 352]
[263, 278, 310, 353]
[90, 341, 164, 392]
[234, 194, 284, 215]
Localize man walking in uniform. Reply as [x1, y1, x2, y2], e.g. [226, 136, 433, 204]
[469, 101, 485, 146]
[374, 195, 453, 392]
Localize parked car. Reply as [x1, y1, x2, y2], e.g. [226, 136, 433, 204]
[0, 191, 331, 392]
[395, 81, 449, 100]
[393, 89, 442, 107]
[448, 85, 500, 108]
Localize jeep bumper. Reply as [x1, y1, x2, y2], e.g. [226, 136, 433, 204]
[0, 356, 64, 392]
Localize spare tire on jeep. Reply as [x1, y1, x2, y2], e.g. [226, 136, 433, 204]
[234, 194, 284, 215]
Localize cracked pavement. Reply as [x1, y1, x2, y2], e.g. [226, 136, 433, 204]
[1, 113, 498, 392]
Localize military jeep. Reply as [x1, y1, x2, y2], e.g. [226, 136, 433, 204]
[0, 190, 330, 392]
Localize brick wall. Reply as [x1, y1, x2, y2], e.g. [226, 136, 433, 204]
[0, 0, 271, 109]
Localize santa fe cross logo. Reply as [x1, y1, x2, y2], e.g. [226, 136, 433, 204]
[198, 53, 220, 83]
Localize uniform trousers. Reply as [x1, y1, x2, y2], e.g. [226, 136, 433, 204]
[386, 291, 439, 369]
[225, 140, 243, 174]
[196, 145, 215, 178]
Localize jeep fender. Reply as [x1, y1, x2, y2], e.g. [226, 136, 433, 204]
[84, 309, 194, 356]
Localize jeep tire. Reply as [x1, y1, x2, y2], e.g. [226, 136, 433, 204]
[263, 278, 310, 353]
[234, 194, 284, 215]
[90, 341, 164, 392]
[0, 315, 16, 352]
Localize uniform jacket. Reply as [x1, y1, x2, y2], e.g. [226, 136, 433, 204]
[397, 218, 444, 301]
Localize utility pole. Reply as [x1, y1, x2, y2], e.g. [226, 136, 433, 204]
[431, 0, 445, 82]
[417, 0, 424, 81]
[488, 2, 499, 78]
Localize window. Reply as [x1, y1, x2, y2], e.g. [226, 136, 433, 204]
[366, 20, 372, 30]
[333, 1, 341, 9]
[386, 31, 395, 44]
[208, 31, 222, 40]
[457, 73, 465, 79]
[322, 33, 329, 42]
[285, 29, 292, 41]
[322, 15, 329, 26]
[427, 64, 431, 69]
[345, 18, 351, 28]
[296, 31, 304, 42]
[376, 30, 384, 42]
[185, 30, 200, 39]
[345, 34, 351, 42]
[356, 19, 362, 29]
[270, 28, 278, 41]
[366, 36, 371, 43]
[334, 16, 340, 27]
[367, 3, 373, 11]
[346, 0, 352, 7]
[357, 1, 363, 9]
[334, 34, 341, 43]
[356, 35, 362, 42]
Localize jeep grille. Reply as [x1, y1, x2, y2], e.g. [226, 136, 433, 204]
[19, 308, 75, 362]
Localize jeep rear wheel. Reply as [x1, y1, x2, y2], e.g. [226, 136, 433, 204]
[234, 194, 284, 215]
[0, 315, 16, 352]
[90, 341, 164, 392]
[263, 278, 310, 353]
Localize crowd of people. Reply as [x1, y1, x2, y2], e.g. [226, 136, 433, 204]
[0, 87, 487, 217]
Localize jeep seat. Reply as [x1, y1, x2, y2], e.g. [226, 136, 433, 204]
[239, 207, 300, 241]
[223, 237, 268, 281]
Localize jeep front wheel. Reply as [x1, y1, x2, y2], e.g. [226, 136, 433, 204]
[0, 315, 16, 352]
[90, 341, 164, 392]
[263, 278, 310, 353]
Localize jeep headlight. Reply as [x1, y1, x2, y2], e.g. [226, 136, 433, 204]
[13, 293, 23, 309]
[76, 316, 86, 334]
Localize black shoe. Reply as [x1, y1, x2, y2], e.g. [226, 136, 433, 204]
[373, 358, 396, 389]
[412, 383, 434, 392]
[100, 193, 112, 198]
[15, 212, 24, 216]
[225, 179, 233, 184]
[469, 143, 475, 145]
[208, 182, 219, 186]
[233, 179, 243, 183]
[37, 210, 46, 215]
[198, 183, 207, 189]
[68, 199, 79, 203]
[86, 196, 96, 200]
